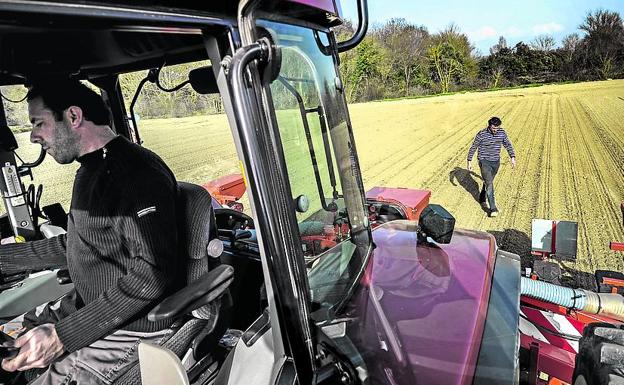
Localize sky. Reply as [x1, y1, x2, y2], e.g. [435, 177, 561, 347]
[340, 0, 624, 55]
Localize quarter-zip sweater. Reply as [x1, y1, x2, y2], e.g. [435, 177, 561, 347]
[0, 136, 182, 352]
[467, 127, 515, 162]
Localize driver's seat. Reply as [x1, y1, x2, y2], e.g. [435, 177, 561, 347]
[112, 182, 233, 385]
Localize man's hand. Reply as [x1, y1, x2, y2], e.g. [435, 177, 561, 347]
[1, 324, 64, 372]
[467, 160, 472, 171]
[511, 157, 516, 169]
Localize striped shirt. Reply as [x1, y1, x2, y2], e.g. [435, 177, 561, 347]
[467, 127, 516, 162]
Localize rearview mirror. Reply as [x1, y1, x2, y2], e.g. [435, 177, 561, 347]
[188, 65, 218, 95]
[419, 204, 455, 244]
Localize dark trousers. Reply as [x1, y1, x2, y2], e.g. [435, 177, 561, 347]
[478, 160, 500, 212]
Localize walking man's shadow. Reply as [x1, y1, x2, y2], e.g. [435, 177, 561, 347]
[449, 167, 488, 213]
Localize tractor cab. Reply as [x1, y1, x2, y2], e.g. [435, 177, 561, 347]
[0, 1, 596, 385]
[0, 1, 382, 384]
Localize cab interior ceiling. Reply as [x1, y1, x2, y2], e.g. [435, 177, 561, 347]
[0, 25, 213, 86]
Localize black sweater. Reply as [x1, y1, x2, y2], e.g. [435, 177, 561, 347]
[0, 136, 183, 352]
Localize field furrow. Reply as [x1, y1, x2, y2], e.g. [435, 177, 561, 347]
[3, 79, 622, 287]
[352, 80, 624, 284]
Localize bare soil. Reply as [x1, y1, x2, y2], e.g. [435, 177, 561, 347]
[350, 80, 624, 288]
[8, 80, 623, 288]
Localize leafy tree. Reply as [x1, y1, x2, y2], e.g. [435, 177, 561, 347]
[376, 18, 429, 96]
[343, 37, 386, 101]
[427, 24, 477, 92]
[579, 9, 624, 79]
[428, 42, 462, 93]
[336, 19, 381, 100]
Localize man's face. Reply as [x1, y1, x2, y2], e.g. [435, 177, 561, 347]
[490, 124, 500, 133]
[28, 97, 80, 164]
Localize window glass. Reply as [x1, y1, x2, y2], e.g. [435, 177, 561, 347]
[262, 21, 372, 314]
[119, 62, 249, 213]
[0, 85, 77, 215]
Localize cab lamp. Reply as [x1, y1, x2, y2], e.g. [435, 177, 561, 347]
[418, 204, 455, 244]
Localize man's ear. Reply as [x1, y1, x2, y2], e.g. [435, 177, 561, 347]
[65, 106, 83, 129]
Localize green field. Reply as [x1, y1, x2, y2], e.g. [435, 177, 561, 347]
[11, 79, 624, 288]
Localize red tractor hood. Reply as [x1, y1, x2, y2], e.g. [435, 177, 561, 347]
[361, 220, 496, 385]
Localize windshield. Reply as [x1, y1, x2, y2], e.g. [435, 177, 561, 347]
[261, 21, 372, 315]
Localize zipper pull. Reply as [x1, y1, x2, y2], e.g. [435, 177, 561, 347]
[102, 147, 108, 159]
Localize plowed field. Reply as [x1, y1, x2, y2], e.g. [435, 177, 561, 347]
[350, 80, 624, 287]
[10, 79, 624, 287]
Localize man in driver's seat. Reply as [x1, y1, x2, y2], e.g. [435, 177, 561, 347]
[0, 79, 183, 384]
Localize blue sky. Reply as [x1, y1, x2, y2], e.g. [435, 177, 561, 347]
[340, 0, 624, 54]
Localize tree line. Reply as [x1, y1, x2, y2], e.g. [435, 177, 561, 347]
[337, 9, 624, 102]
[1, 9, 622, 126]
[0, 61, 223, 128]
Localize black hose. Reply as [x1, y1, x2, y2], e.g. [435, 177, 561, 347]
[19, 148, 46, 169]
[156, 78, 190, 92]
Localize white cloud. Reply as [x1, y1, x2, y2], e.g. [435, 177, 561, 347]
[532, 22, 564, 35]
[473, 25, 498, 40]
[505, 26, 524, 37]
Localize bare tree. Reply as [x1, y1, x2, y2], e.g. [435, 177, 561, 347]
[559, 33, 582, 79]
[491, 66, 505, 88]
[490, 36, 508, 55]
[562, 33, 581, 59]
[531, 35, 556, 51]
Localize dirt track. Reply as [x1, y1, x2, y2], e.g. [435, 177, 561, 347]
[350, 80, 624, 287]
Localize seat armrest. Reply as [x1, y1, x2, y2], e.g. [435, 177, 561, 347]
[148, 264, 234, 322]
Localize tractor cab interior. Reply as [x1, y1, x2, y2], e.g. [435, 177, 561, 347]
[0, 2, 376, 384]
[0, 7, 268, 385]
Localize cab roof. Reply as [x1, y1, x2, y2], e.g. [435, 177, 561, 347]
[0, 0, 342, 85]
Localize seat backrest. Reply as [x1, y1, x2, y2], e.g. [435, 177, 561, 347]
[113, 183, 226, 385]
[175, 182, 229, 351]
[177, 182, 219, 284]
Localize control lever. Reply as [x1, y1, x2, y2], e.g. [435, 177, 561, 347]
[0, 272, 28, 291]
[235, 230, 252, 240]
[217, 229, 256, 243]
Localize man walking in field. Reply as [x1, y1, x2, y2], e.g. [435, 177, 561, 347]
[467, 116, 516, 217]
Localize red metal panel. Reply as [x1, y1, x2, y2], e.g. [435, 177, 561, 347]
[521, 306, 581, 353]
[610, 242, 624, 251]
[366, 187, 431, 220]
[520, 334, 576, 384]
[521, 296, 624, 325]
[202, 173, 246, 207]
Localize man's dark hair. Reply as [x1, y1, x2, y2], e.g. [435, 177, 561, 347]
[27, 79, 111, 126]
[488, 116, 502, 127]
